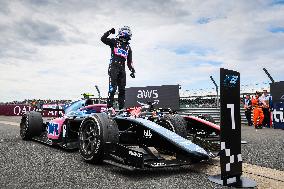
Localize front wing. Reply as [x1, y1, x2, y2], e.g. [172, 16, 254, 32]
[103, 117, 211, 170]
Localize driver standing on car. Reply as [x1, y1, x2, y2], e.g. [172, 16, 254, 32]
[101, 26, 135, 110]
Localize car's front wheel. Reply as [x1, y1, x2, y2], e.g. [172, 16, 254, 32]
[79, 113, 118, 164]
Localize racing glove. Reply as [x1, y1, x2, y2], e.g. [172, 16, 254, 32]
[130, 68, 135, 78]
[130, 72, 135, 78]
[109, 28, 115, 34]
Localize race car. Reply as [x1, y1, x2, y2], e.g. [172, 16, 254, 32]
[78, 105, 220, 170]
[20, 99, 112, 149]
[20, 101, 220, 169]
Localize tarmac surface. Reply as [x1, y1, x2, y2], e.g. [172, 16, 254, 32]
[0, 116, 283, 189]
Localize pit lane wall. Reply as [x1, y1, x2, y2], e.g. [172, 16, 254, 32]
[0, 104, 62, 117]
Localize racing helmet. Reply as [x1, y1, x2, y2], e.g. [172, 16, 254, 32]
[117, 26, 132, 40]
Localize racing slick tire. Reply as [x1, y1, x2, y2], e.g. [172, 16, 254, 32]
[20, 111, 43, 140]
[157, 114, 187, 138]
[79, 113, 119, 164]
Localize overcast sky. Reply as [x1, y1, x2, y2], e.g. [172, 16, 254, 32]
[0, 0, 284, 102]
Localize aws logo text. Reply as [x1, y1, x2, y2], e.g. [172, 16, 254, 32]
[137, 89, 158, 99]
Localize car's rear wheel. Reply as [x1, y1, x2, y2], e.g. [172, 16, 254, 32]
[79, 113, 118, 164]
[20, 111, 43, 140]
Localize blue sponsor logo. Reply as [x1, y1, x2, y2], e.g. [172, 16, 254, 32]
[223, 75, 239, 88]
[114, 48, 128, 58]
[117, 48, 128, 56]
[48, 122, 59, 136]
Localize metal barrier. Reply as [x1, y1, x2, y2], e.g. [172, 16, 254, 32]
[178, 107, 248, 125]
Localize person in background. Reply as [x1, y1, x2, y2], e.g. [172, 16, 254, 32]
[244, 94, 253, 126]
[260, 89, 271, 128]
[31, 100, 37, 110]
[269, 94, 273, 128]
[251, 91, 265, 129]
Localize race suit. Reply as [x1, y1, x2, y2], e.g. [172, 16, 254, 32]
[101, 30, 134, 109]
[251, 97, 264, 128]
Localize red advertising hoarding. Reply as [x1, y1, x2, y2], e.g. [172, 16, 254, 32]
[0, 104, 62, 117]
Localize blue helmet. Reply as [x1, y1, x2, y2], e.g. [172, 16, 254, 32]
[117, 26, 132, 40]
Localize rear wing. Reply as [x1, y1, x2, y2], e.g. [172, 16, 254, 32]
[42, 104, 64, 111]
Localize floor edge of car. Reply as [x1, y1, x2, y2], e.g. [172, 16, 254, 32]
[103, 160, 139, 171]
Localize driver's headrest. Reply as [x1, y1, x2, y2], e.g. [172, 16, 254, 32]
[85, 99, 93, 106]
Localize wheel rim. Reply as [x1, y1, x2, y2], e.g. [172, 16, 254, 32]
[80, 120, 99, 156]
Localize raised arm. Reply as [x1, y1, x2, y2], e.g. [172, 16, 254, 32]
[101, 28, 115, 46]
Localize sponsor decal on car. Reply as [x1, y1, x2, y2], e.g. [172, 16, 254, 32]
[128, 150, 142, 158]
[143, 130, 152, 138]
[47, 118, 65, 139]
[151, 162, 166, 167]
[62, 124, 66, 138]
[48, 122, 59, 137]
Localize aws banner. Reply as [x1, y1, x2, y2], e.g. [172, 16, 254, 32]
[125, 85, 179, 110]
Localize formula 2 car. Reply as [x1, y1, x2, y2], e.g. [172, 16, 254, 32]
[20, 100, 220, 170]
[20, 99, 112, 149]
[78, 106, 220, 170]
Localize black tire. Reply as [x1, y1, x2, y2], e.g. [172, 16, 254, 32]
[157, 114, 187, 138]
[20, 111, 43, 140]
[79, 113, 119, 164]
[198, 114, 216, 124]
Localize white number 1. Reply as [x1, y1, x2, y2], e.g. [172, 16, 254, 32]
[227, 104, 235, 129]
